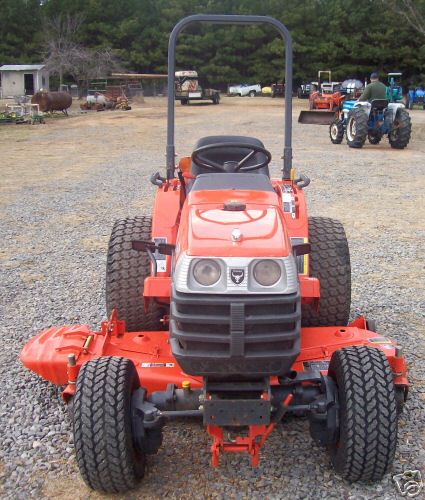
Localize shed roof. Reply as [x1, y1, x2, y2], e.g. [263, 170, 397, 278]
[0, 64, 45, 71]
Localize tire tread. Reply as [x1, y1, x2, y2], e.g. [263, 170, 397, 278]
[302, 217, 351, 326]
[328, 346, 398, 481]
[106, 216, 164, 331]
[73, 357, 144, 493]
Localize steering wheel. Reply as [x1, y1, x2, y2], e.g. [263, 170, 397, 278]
[191, 142, 272, 173]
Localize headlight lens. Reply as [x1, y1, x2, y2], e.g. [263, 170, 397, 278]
[193, 259, 221, 286]
[253, 260, 281, 286]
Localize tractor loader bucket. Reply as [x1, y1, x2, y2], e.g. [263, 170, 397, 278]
[298, 110, 336, 125]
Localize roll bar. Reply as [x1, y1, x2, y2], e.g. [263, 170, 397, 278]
[166, 14, 293, 180]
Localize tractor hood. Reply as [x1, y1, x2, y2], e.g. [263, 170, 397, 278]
[180, 188, 290, 257]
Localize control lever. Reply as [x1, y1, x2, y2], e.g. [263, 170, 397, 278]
[150, 172, 167, 187]
[294, 173, 311, 189]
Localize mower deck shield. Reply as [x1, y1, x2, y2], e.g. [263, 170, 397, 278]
[20, 315, 408, 393]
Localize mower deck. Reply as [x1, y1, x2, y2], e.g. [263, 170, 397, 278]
[21, 313, 407, 397]
[21, 312, 407, 467]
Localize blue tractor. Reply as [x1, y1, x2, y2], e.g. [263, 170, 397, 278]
[386, 73, 404, 102]
[406, 87, 425, 110]
[329, 74, 411, 149]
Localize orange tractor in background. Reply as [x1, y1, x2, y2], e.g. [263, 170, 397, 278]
[299, 70, 342, 124]
[20, 15, 408, 494]
[299, 73, 365, 125]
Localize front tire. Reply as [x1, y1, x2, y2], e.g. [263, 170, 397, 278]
[389, 108, 411, 149]
[328, 346, 398, 481]
[106, 216, 165, 331]
[249, 90, 256, 97]
[302, 217, 351, 326]
[329, 119, 344, 144]
[346, 108, 368, 148]
[73, 357, 145, 493]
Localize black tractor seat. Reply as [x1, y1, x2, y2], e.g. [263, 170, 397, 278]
[191, 172, 274, 192]
[370, 99, 389, 111]
[190, 135, 270, 177]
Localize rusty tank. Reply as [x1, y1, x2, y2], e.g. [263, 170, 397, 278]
[31, 91, 72, 114]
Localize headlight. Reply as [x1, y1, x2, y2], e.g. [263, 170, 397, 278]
[253, 260, 281, 286]
[193, 259, 221, 286]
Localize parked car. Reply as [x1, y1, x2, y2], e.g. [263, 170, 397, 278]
[228, 83, 262, 97]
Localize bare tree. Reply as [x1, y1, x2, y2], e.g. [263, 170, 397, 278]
[43, 14, 122, 93]
[42, 14, 85, 86]
[384, 0, 425, 36]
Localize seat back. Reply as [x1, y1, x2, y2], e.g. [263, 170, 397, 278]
[191, 135, 270, 177]
[191, 172, 274, 192]
[370, 99, 389, 111]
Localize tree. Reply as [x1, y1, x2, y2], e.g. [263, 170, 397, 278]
[42, 14, 84, 86]
[42, 13, 121, 93]
[384, 0, 425, 36]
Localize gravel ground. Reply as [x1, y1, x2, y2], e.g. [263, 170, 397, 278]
[0, 97, 424, 499]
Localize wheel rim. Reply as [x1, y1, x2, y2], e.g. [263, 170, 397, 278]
[331, 123, 338, 140]
[347, 117, 356, 141]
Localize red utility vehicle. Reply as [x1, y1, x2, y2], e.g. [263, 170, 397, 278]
[21, 15, 408, 494]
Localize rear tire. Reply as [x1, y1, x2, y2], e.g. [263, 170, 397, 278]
[329, 119, 344, 144]
[249, 90, 256, 97]
[346, 108, 368, 148]
[328, 346, 398, 481]
[302, 217, 351, 326]
[389, 108, 411, 149]
[106, 216, 165, 331]
[73, 357, 145, 493]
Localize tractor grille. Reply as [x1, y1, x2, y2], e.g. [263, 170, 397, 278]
[170, 287, 301, 378]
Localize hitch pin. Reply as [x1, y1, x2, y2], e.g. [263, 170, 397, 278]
[82, 335, 93, 354]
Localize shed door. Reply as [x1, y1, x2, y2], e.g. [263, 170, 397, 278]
[24, 73, 34, 95]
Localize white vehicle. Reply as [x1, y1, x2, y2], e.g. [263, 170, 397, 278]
[228, 83, 262, 97]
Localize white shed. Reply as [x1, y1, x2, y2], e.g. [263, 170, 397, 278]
[0, 64, 50, 98]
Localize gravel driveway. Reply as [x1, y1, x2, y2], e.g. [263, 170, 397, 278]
[1, 97, 424, 499]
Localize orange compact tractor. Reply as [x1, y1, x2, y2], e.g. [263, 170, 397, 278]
[298, 70, 343, 125]
[21, 15, 408, 494]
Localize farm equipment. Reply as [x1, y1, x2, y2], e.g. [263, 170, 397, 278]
[387, 72, 404, 102]
[406, 86, 425, 110]
[175, 70, 220, 104]
[271, 82, 285, 97]
[329, 72, 411, 147]
[0, 103, 44, 124]
[329, 83, 411, 148]
[298, 71, 342, 125]
[297, 82, 312, 99]
[21, 15, 408, 494]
